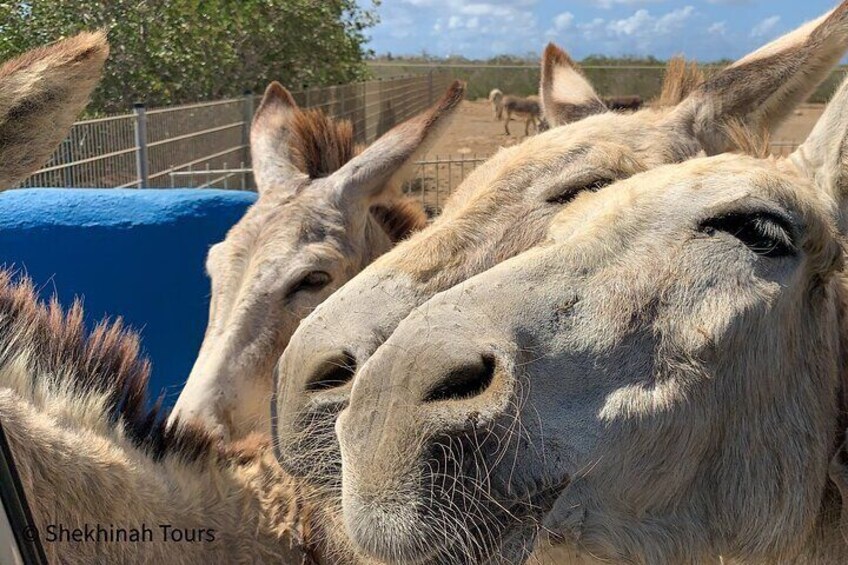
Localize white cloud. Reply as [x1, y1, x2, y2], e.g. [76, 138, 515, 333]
[607, 10, 653, 35]
[554, 12, 575, 30]
[546, 11, 575, 35]
[708, 21, 727, 36]
[605, 6, 694, 37]
[370, 0, 756, 61]
[751, 15, 780, 38]
[590, 0, 667, 10]
[655, 5, 694, 34]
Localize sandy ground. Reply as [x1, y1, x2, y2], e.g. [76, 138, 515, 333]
[432, 99, 824, 157]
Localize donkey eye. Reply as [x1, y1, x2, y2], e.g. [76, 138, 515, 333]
[546, 178, 614, 205]
[290, 271, 332, 296]
[700, 212, 796, 258]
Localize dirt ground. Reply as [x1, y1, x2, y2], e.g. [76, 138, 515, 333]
[432, 99, 825, 157]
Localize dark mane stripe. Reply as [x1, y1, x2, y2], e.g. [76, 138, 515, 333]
[0, 270, 214, 462]
[289, 108, 360, 179]
[288, 105, 430, 238]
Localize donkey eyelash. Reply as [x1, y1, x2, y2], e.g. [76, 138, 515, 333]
[699, 211, 797, 258]
[288, 271, 332, 296]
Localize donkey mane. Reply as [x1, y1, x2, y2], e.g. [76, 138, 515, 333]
[0, 270, 215, 463]
[656, 56, 705, 107]
[289, 107, 360, 179]
[287, 105, 427, 239]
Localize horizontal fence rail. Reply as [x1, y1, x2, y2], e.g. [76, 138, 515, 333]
[18, 71, 454, 190]
[168, 140, 801, 213]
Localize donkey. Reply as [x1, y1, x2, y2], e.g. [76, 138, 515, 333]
[168, 80, 463, 441]
[502, 94, 542, 136]
[272, 2, 848, 553]
[336, 58, 848, 565]
[0, 35, 364, 565]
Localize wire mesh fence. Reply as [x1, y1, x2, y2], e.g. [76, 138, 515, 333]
[18, 71, 454, 190]
[168, 139, 802, 215]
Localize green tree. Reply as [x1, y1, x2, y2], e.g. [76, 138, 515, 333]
[0, 1, 380, 113]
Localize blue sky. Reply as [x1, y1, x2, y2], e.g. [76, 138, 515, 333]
[365, 0, 837, 60]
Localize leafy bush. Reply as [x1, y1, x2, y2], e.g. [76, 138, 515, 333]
[0, 1, 379, 114]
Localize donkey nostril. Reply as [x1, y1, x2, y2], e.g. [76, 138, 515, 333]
[424, 355, 496, 403]
[305, 352, 357, 392]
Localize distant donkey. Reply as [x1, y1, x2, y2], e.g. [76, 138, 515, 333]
[502, 94, 542, 136]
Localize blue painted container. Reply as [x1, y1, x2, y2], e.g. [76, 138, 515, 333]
[0, 189, 256, 404]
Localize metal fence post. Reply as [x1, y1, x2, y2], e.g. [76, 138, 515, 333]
[428, 71, 434, 105]
[242, 90, 254, 169]
[133, 103, 149, 188]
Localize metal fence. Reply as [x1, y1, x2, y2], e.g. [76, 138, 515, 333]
[19, 71, 454, 190]
[370, 63, 847, 105]
[169, 139, 803, 214]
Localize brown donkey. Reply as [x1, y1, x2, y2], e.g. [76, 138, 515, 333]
[169, 81, 463, 441]
[338, 64, 848, 565]
[502, 94, 542, 135]
[273, 4, 848, 556]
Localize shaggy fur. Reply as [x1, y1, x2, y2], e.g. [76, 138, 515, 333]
[289, 108, 360, 179]
[275, 6, 848, 564]
[169, 82, 457, 440]
[0, 273, 354, 563]
[655, 55, 705, 108]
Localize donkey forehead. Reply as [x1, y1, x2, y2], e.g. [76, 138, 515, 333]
[210, 188, 347, 265]
[549, 155, 833, 242]
[486, 109, 696, 184]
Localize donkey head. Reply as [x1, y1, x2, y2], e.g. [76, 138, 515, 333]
[169, 81, 463, 440]
[274, 3, 848, 510]
[338, 31, 848, 565]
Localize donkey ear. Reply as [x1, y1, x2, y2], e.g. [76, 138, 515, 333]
[789, 74, 848, 222]
[670, 2, 848, 155]
[540, 43, 607, 128]
[331, 80, 465, 205]
[250, 82, 308, 193]
[0, 31, 108, 190]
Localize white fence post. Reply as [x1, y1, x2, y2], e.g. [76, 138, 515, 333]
[133, 103, 149, 188]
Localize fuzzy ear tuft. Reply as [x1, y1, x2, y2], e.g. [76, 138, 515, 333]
[540, 43, 607, 127]
[0, 31, 109, 189]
